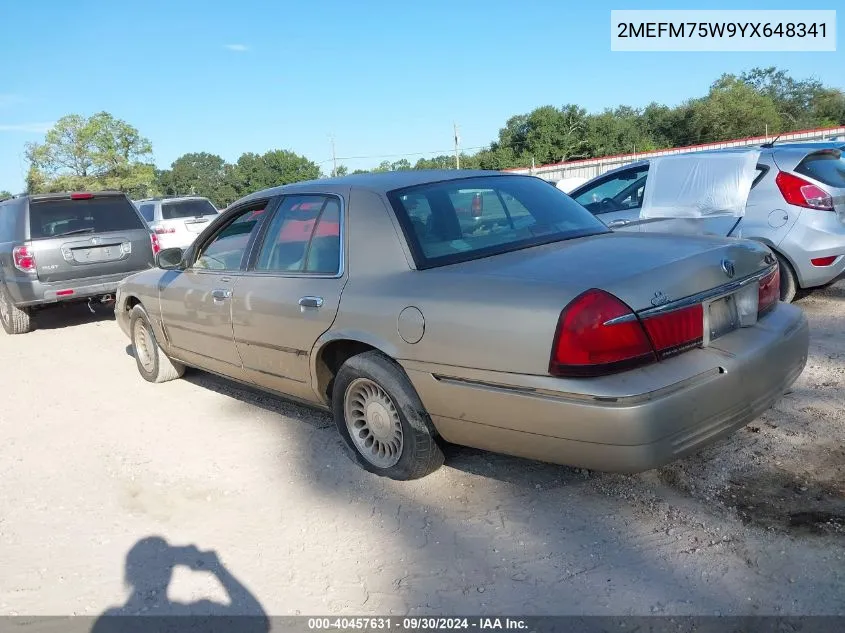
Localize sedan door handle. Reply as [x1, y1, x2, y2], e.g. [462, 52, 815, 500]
[299, 296, 323, 308]
[211, 289, 232, 301]
[607, 219, 631, 228]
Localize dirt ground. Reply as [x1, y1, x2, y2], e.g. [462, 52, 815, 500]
[1, 283, 843, 618]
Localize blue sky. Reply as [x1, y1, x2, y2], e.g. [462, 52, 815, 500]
[0, 0, 842, 193]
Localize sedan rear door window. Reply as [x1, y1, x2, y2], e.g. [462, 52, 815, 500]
[254, 195, 341, 274]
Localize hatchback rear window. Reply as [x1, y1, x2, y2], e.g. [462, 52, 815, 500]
[387, 175, 609, 269]
[794, 152, 845, 188]
[161, 199, 217, 220]
[29, 196, 145, 239]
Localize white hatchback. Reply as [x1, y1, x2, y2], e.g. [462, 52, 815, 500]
[134, 196, 220, 250]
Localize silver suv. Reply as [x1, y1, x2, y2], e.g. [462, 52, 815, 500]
[569, 143, 845, 301]
[134, 196, 219, 251]
[0, 191, 157, 334]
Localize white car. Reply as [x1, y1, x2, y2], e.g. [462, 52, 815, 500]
[133, 196, 220, 250]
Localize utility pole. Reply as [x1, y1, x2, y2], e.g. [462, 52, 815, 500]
[454, 123, 460, 170]
[330, 134, 337, 177]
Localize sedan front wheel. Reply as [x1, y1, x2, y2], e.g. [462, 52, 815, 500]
[332, 351, 444, 480]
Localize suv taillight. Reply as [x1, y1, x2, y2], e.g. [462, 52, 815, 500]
[150, 233, 161, 255]
[549, 289, 704, 377]
[13, 244, 36, 273]
[758, 265, 780, 316]
[775, 171, 833, 210]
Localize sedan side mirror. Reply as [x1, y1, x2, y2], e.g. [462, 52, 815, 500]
[156, 247, 185, 270]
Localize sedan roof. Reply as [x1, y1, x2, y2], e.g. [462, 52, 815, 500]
[238, 169, 506, 204]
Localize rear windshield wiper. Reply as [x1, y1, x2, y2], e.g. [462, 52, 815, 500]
[51, 227, 96, 237]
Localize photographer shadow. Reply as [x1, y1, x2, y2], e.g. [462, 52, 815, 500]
[91, 536, 269, 632]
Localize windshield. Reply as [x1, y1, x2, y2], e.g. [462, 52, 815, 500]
[387, 175, 608, 269]
[161, 199, 217, 220]
[29, 196, 145, 239]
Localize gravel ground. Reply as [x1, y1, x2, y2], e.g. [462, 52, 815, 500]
[0, 284, 843, 618]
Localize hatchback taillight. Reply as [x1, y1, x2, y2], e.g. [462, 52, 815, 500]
[758, 265, 780, 317]
[775, 172, 833, 210]
[12, 244, 36, 272]
[150, 233, 161, 256]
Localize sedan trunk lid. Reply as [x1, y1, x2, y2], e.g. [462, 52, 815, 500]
[441, 232, 773, 313]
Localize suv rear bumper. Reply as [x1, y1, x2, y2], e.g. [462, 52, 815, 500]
[7, 271, 144, 308]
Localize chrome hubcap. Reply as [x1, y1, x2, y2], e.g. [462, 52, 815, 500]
[133, 320, 155, 373]
[343, 378, 403, 468]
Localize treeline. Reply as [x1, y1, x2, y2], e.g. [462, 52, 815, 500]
[21, 67, 845, 207]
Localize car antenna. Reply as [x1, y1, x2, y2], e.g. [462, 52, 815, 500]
[761, 132, 783, 149]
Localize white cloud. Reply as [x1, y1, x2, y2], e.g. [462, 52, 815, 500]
[0, 122, 55, 134]
[224, 44, 249, 52]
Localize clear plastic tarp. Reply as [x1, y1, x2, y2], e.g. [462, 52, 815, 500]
[640, 150, 761, 220]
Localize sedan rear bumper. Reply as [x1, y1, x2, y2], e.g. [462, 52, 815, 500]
[404, 302, 809, 473]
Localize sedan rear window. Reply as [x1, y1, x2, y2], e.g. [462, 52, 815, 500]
[161, 199, 217, 220]
[387, 175, 608, 269]
[795, 152, 845, 188]
[29, 196, 145, 239]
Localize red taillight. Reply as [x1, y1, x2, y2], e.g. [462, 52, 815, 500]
[70, 192, 94, 200]
[471, 193, 483, 217]
[12, 245, 36, 272]
[775, 172, 833, 211]
[811, 256, 838, 267]
[550, 289, 709, 377]
[56, 289, 74, 297]
[641, 304, 704, 360]
[550, 289, 656, 377]
[150, 233, 161, 255]
[758, 266, 780, 317]
[153, 226, 176, 234]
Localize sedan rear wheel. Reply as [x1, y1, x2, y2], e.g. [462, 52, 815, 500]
[129, 305, 185, 383]
[332, 351, 444, 480]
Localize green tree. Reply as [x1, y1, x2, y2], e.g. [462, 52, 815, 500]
[0, 190, 12, 199]
[686, 75, 783, 143]
[414, 155, 454, 170]
[333, 165, 349, 177]
[157, 152, 237, 207]
[493, 104, 589, 165]
[25, 112, 155, 194]
[226, 150, 320, 197]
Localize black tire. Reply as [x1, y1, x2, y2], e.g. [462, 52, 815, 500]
[0, 283, 34, 335]
[332, 350, 444, 480]
[775, 253, 798, 303]
[129, 304, 185, 383]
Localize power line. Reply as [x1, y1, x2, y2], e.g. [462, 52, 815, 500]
[315, 145, 489, 166]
